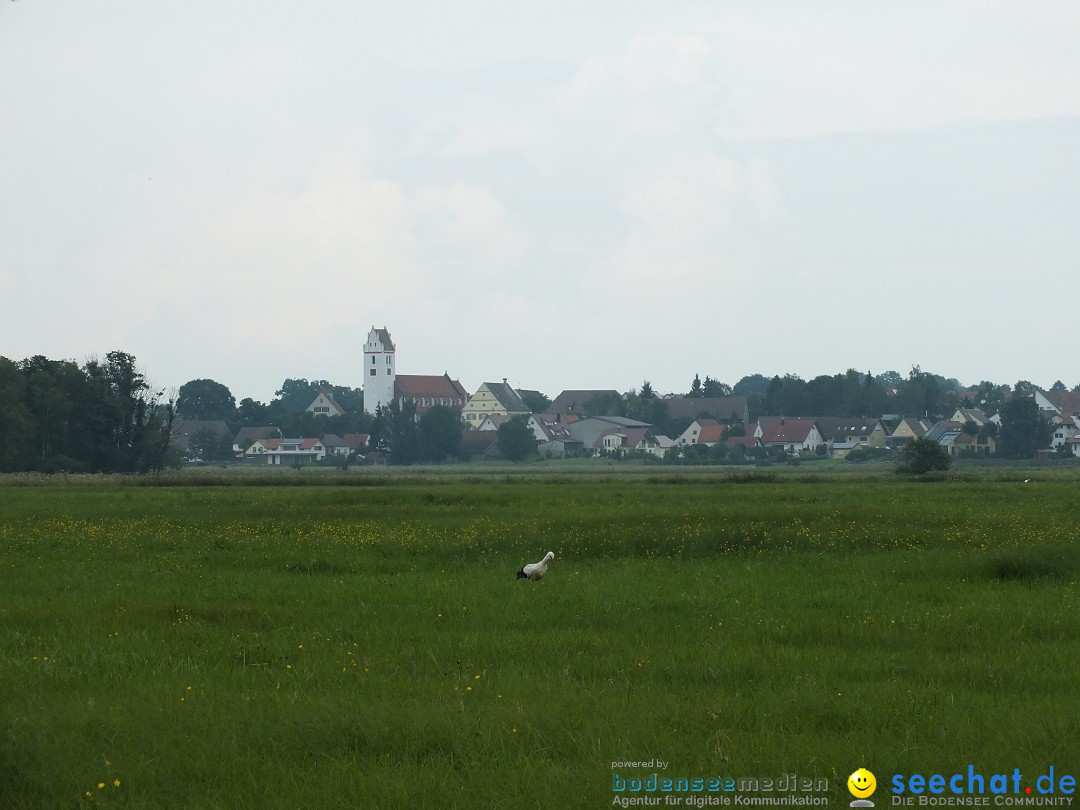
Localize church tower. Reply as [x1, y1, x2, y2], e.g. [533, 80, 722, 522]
[363, 326, 396, 416]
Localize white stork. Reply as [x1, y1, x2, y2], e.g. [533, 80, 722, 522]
[517, 551, 555, 581]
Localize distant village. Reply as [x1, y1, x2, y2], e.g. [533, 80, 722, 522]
[169, 327, 1080, 466]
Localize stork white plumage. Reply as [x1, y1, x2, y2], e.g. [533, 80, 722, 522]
[517, 551, 555, 581]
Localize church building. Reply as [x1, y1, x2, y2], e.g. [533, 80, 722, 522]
[363, 326, 469, 418]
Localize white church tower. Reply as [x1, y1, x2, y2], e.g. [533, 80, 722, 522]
[363, 326, 396, 416]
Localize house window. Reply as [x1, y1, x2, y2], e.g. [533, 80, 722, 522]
[370, 369, 376, 377]
[386, 368, 391, 375]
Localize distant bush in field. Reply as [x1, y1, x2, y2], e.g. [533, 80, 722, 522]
[896, 437, 951, 475]
[845, 446, 890, 463]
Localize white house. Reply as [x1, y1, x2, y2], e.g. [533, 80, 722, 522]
[527, 414, 584, 458]
[593, 426, 668, 458]
[306, 389, 345, 417]
[245, 438, 327, 465]
[1068, 434, 1080, 457]
[1032, 390, 1060, 415]
[676, 419, 726, 446]
[1051, 416, 1079, 449]
[756, 418, 825, 455]
[566, 416, 653, 454]
[474, 414, 510, 432]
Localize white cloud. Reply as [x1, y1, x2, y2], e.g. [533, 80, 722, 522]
[414, 183, 527, 284]
[711, 3, 1080, 139]
[559, 33, 727, 144]
[3, 1, 1079, 398]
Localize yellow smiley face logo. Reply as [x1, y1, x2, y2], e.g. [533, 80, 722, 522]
[848, 768, 877, 798]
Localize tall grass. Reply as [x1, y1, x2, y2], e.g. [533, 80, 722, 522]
[1, 474, 1078, 807]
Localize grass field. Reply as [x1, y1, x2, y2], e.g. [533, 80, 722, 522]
[1, 468, 1079, 808]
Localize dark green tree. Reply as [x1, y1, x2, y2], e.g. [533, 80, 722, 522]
[974, 380, 1009, 413]
[583, 391, 625, 418]
[639, 381, 655, 399]
[860, 370, 889, 417]
[805, 374, 843, 415]
[497, 415, 538, 461]
[896, 366, 946, 419]
[1050, 380, 1067, 393]
[177, 379, 236, 421]
[2, 351, 171, 473]
[0, 357, 33, 471]
[418, 405, 463, 462]
[273, 379, 326, 412]
[83, 351, 173, 472]
[332, 386, 364, 412]
[187, 428, 234, 461]
[375, 400, 419, 465]
[519, 390, 552, 413]
[764, 374, 807, 416]
[688, 374, 703, 398]
[24, 356, 100, 470]
[896, 437, 951, 474]
[998, 397, 1051, 459]
[702, 377, 732, 397]
[24, 356, 74, 462]
[733, 374, 771, 396]
[645, 397, 671, 433]
[237, 397, 269, 426]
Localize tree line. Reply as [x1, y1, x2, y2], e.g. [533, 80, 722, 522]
[0, 352, 173, 473]
[1, 352, 1068, 471]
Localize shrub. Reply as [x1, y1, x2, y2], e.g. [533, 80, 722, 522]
[895, 437, 951, 475]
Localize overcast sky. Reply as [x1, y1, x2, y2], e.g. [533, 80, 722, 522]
[3, 2, 1079, 403]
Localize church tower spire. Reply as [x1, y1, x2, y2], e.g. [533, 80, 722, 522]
[363, 326, 396, 416]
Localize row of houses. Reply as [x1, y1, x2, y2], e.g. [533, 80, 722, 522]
[461, 413, 675, 460]
[671, 412, 994, 458]
[355, 326, 1080, 457]
[169, 420, 371, 465]
[458, 409, 994, 461]
[171, 379, 1080, 462]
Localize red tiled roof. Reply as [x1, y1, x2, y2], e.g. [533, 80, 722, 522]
[697, 422, 726, 443]
[620, 427, 651, 448]
[342, 433, 370, 450]
[396, 374, 468, 400]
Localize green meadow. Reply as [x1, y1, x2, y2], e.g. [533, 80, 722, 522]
[2, 469, 1079, 808]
